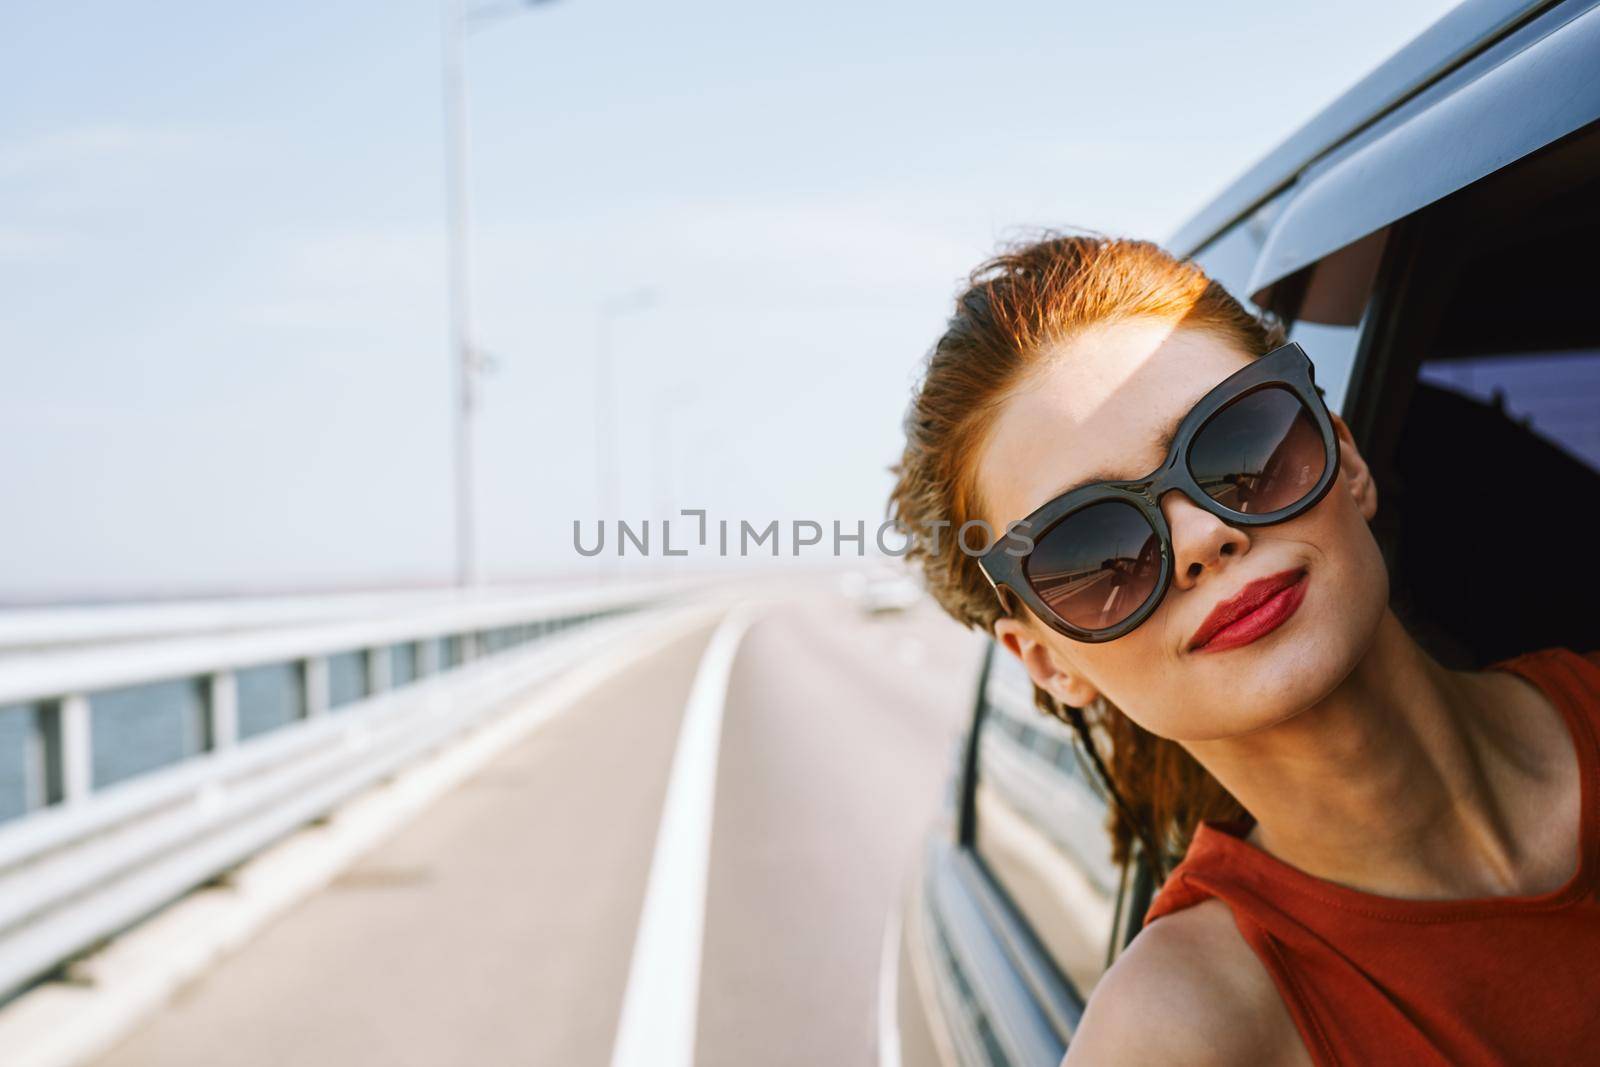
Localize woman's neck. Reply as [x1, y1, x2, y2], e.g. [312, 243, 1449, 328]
[1185, 610, 1568, 900]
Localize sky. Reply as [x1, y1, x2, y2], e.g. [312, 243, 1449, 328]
[0, 0, 1462, 603]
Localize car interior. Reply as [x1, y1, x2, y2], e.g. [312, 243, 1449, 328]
[1355, 122, 1600, 670]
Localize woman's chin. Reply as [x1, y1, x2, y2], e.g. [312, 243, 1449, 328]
[1174, 633, 1352, 741]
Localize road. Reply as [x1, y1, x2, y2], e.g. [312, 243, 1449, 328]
[91, 584, 987, 1066]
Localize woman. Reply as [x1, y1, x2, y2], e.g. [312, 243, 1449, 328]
[886, 233, 1600, 1065]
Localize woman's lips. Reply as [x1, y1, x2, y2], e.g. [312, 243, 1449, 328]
[1188, 568, 1309, 653]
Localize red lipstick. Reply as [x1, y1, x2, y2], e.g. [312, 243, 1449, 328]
[1188, 567, 1308, 653]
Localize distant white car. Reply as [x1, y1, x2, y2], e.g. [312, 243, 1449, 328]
[860, 575, 924, 615]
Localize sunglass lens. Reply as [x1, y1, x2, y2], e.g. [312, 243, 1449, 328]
[1188, 386, 1327, 515]
[1024, 500, 1163, 633]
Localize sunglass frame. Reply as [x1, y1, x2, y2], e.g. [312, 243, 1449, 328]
[976, 341, 1342, 643]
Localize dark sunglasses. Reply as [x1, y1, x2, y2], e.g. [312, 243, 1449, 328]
[977, 341, 1341, 643]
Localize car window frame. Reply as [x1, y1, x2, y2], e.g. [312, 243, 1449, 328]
[955, 643, 1149, 1006]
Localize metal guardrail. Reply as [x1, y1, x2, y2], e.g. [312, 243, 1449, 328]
[0, 588, 471, 656]
[0, 579, 695, 1002]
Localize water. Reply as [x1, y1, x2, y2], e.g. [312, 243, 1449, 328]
[0, 614, 605, 826]
[0, 704, 42, 823]
[90, 678, 209, 791]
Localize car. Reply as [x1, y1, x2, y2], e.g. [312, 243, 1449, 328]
[882, 2, 1600, 1063]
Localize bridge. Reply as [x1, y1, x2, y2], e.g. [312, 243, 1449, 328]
[0, 571, 985, 1066]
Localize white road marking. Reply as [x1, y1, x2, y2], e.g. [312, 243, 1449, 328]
[608, 603, 760, 1067]
[0, 604, 723, 1067]
[877, 903, 904, 1067]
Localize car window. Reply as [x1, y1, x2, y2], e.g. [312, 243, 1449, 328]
[1392, 346, 1600, 667]
[1286, 228, 1389, 418]
[1415, 352, 1600, 473]
[1359, 142, 1600, 667]
[1190, 200, 1377, 418]
[972, 649, 1122, 999]
[1189, 199, 1279, 316]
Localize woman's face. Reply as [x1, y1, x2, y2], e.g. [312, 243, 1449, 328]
[977, 318, 1388, 743]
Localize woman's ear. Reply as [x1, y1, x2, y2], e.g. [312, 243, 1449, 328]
[993, 615, 1101, 708]
[1329, 411, 1378, 521]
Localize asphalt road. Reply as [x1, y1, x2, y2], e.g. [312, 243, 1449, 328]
[92, 585, 986, 1066]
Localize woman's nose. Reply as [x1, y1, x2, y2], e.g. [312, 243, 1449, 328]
[1159, 490, 1249, 590]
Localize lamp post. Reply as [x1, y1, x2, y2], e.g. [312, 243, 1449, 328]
[651, 384, 695, 530]
[441, 0, 556, 588]
[594, 288, 657, 551]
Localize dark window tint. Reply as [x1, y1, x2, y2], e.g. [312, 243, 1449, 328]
[1378, 157, 1600, 667]
[1417, 352, 1600, 474]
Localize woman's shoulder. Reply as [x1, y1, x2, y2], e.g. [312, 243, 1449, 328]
[1063, 898, 1312, 1066]
[1478, 646, 1600, 774]
[1487, 645, 1600, 694]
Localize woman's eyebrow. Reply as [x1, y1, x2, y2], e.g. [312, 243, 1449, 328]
[1035, 362, 1318, 506]
[1041, 413, 1187, 501]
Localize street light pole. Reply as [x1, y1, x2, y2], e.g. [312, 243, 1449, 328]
[594, 289, 656, 553]
[440, 0, 554, 589]
[651, 385, 694, 522]
[442, 0, 475, 588]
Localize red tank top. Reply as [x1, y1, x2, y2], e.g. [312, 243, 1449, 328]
[1141, 646, 1600, 1067]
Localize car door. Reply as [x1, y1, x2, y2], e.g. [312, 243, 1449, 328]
[911, 644, 1150, 1067]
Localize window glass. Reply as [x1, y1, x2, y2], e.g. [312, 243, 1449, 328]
[1189, 199, 1280, 313]
[1382, 155, 1600, 667]
[1397, 347, 1600, 666]
[972, 649, 1121, 998]
[1193, 208, 1385, 419]
[1288, 228, 1389, 417]
[1417, 352, 1600, 473]
[91, 678, 209, 789]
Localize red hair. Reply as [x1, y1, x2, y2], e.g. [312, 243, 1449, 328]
[886, 231, 1287, 867]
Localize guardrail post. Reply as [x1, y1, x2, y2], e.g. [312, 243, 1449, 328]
[368, 646, 392, 695]
[305, 657, 329, 718]
[58, 694, 92, 805]
[25, 704, 62, 809]
[208, 671, 238, 752]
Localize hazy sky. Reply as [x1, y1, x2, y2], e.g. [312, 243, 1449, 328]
[1, 0, 1460, 602]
